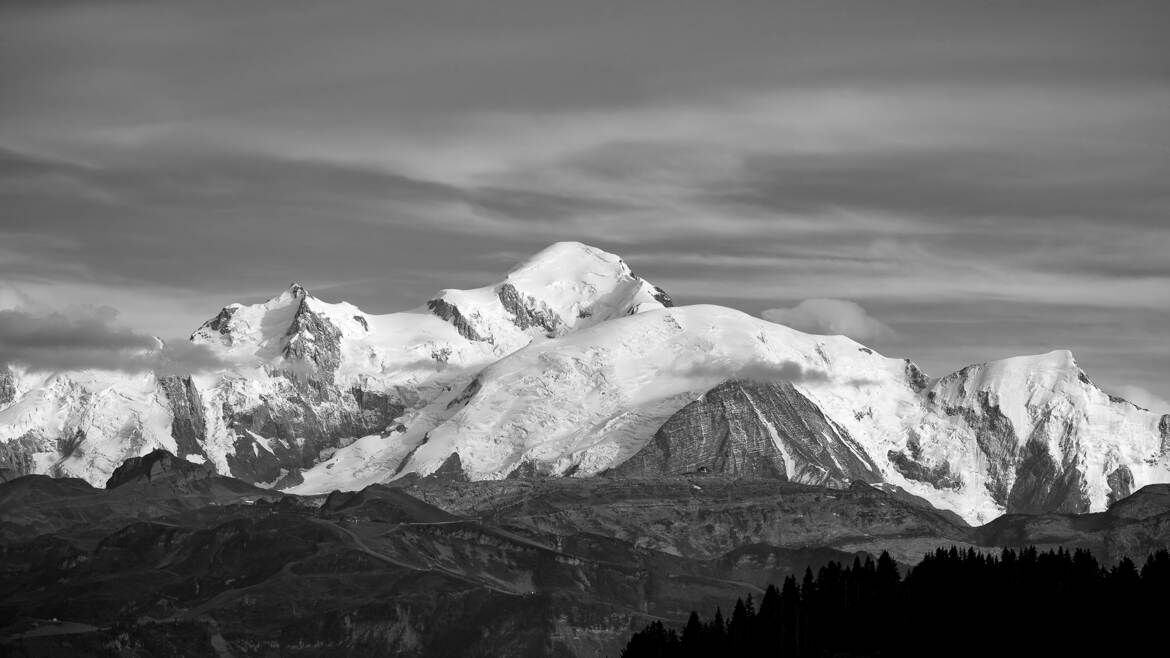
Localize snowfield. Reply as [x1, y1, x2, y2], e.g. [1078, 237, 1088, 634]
[2, 242, 1167, 524]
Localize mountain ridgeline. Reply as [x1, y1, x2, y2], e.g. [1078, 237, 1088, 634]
[0, 242, 1167, 524]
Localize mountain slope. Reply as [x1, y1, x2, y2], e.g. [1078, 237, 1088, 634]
[0, 242, 672, 490]
[1, 242, 1167, 525]
[352, 304, 908, 484]
[302, 301, 1167, 524]
[612, 379, 883, 484]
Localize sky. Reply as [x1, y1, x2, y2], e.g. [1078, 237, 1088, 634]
[0, 0, 1167, 410]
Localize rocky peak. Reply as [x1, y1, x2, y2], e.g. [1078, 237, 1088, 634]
[191, 282, 336, 357]
[927, 349, 1093, 427]
[285, 282, 309, 299]
[280, 297, 343, 381]
[191, 305, 239, 341]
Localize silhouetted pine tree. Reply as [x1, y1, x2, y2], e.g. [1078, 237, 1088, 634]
[621, 548, 1170, 657]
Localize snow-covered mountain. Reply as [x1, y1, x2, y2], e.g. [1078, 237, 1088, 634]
[1, 242, 1166, 524]
[0, 242, 672, 487]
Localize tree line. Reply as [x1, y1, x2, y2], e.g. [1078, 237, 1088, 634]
[622, 546, 1170, 657]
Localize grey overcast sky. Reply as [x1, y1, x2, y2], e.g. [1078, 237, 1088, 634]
[1, 0, 1168, 408]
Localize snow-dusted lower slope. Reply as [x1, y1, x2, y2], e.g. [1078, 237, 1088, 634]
[1, 241, 1167, 525]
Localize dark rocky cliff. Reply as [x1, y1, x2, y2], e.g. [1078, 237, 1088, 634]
[159, 375, 208, 460]
[426, 298, 489, 342]
[496, 282, 564, 335]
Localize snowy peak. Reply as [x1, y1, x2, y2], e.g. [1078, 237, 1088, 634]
[284, 282, 309, 300]
[425, 241, 672, 346]
[920, 349, 1167, 518]
[191, 283, 307, 347]
[189, 282, 350, 375]
[929, 349, 1096, 427]
[280, 296, 344, 380]
[502, 241, 673, 324]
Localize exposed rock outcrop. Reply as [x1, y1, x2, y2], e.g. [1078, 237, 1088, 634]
[1161, 415, 1170, 456]
[1005, 440, 1089, 514]
[614, 379, 881, 485]
[281, 297, 344, 382]
[886, 445, 962, 490]
[159, 375, 208, 460]
[496, 282, 564, 335]
[1107, 465, 1135, 507]
[426, 297, 489, 342]
[941, 390, 1019, 506]
[223, 383, 405, 484]
[0, 431, 51, 477]
[190, 305, 238, 341]
[0, 366, 15, 407]
[904, 360, 930, 393]
[649, 286, 673, 308]
[426, 452, 469, 482]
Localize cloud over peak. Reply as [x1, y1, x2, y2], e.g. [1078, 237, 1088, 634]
[762, 299, 895, 343]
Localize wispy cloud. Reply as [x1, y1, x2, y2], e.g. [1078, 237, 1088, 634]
[0, 305, 239, 374]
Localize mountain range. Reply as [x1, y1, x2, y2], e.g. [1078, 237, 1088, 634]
[2, 242, 1167, 524]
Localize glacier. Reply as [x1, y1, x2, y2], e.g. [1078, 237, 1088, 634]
[1, 241, 1166, 525]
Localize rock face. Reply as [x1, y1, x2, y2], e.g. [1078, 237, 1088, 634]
[1106, 465, 1135, 506]
[0, 367, 14, 407]
[1161, 415, 1170, 454]
[923, 350, 1158, 518]
[1004, 440, 1089, 514]
[0, 431, 50, 478]
[886, 440, 962, 491]
[425, 297, 488, 343]
[158, 375, 208, 460]
[496, 282, 563, 335]
[221, 382, 407, 485]
[935, 389, 1019, 505]
[281, 295, 344, 382]
[613, 380, 881, 485]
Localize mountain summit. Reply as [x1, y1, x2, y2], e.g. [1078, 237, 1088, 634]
[1, 242, 1167, 523]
